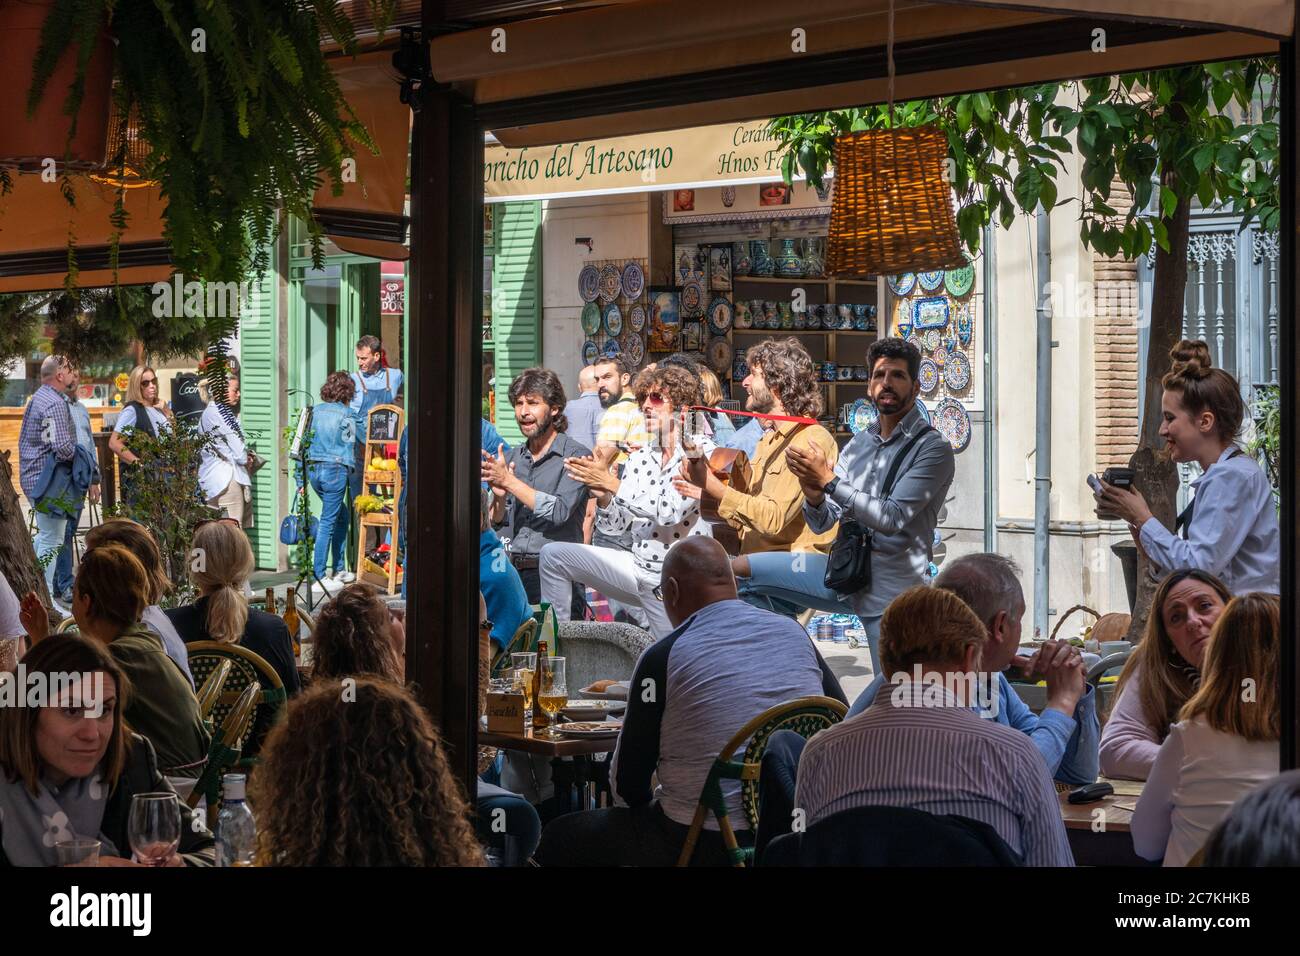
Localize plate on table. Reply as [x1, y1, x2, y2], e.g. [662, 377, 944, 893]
[557, 720, 623, 738]
[945, 259, 976, 297]
[912, 295, 951, 330]
[706, 296, 733, 335]
[621, 260, 645, 300]
[917, 269, 945, 292]
[599, 264, 622, 302]
[944, 348, 971, 390]
[580, 301, 601, 335]
[918, 357, 939, 394]
[625, 333, 645, 366]
[603, 302, 623, 337]
[888, 273, 917, 296]
[680, 277, 706, 317]
[934, 397, 971, 452]
[628, 303, 647, 332]
[578, 265, 601, 303]
[582, 339, 599, 365]
[562, 700, 626, 721]
[707, 336, 733, 374]
[580, 680, 630, 700]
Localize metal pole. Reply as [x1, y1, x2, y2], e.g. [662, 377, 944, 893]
[983, 223, 998, 554]
[1033, 205, 1053, 639]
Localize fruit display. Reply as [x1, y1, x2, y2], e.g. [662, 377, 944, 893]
[353, 493, 394, 515]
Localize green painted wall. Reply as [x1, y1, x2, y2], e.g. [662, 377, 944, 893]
[239, 267, 279, 568]
[491, 201, 543, 445]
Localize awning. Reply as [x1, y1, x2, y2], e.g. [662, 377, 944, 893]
[428, 0, 1286, 146]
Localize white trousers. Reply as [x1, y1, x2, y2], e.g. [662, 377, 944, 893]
[538, 542, 673, 639]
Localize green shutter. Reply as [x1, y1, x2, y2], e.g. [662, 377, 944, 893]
[491, 201, 543, 446]
[240, 269, 279, 569]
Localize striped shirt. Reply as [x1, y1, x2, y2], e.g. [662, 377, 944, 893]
[595, 396, 649, 467]
[795, 682, 1074, 866]
[18, 384, 76, 501]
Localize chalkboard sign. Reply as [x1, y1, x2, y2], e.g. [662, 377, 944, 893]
[368, 405, 402, 442]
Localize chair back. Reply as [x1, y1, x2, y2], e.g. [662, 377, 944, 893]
[555, 621, 654, 693]
[491, 617, 539, 676]
[677, 695, 846, 867]
[185, 641, 286, 756]
[761, 805, 1023, 866]
[186, 682, 262, 827]
[195, 658, 233, 722]
[54, 616, 79, 635]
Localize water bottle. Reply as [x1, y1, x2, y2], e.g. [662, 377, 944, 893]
[215, 773, 257, 867]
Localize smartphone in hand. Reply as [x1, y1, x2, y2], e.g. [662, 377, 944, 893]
[1086, 473, 1103, 495]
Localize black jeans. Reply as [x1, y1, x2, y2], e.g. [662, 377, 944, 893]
[534, 801, 750, 867]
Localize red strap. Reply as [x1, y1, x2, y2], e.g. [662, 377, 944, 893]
[690, 405, 818, 426]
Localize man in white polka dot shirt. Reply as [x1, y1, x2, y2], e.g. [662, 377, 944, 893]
[542, 365, 713, 637]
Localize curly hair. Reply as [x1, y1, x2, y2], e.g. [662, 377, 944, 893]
[744, 337, 823, 419]
[320, 370, 356, 404]
[250, 678, 484, 866]
[311, 584, 403, 682]
[633, 363, 701, 412]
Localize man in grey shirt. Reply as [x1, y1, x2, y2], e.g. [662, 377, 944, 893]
[534, 537, 844, 867]
[564, 365, 604, 454]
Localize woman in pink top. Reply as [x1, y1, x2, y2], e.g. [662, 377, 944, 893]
[1099, 569, 1230, 780]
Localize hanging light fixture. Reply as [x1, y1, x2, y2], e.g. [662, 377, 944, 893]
[825, 0, 965, 279]
[88, 96, 157, 190]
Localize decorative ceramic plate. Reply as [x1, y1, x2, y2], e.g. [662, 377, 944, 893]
[627, 303, 647, 333]
[906, 332, 922, 352]
[707, 336, 733, 375]
[621, 260, 645, 300]
[603, 302, 623, 337]
[598, 264, 621, 302]
[848, 398, 878, 435]
[706, 296, 733, 336]
[888, 273, 917, 296]
[944, 348, 971, 390]
[915, 399, 931, 426]
[578, 265, 601, 303]
[921, 328, 941, 353]
[933, 346, 948, 368]
[934, 397, 971, 452]
[917, 270, 945, 292]
[912, 295, 951, 331]
[625, 333, 645, 366]
[680, 277, 706, 317]
[580, 301, 601, 336]
[957, 305, 974, 345]
[918, 358, 940, 394]
[944, 259, 976, 298]
[603, 338, 622, 359]
[582, 339, 599, 365]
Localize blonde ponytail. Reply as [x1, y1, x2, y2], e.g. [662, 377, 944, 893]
[191, 522, 254, 644]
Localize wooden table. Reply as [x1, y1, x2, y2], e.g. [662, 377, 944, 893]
[480, 726, 619, 814]
[1058, 778, 1156, 867]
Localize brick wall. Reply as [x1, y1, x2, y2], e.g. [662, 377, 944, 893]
[1092, 178, 1141, 470]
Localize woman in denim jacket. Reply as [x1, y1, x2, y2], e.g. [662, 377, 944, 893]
[307, 372, 359, 583]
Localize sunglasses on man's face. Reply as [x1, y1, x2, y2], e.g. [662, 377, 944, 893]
[643, 392, 666, 407]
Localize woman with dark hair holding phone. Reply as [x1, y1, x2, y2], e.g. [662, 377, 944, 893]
[1095, 340, 1279, 594]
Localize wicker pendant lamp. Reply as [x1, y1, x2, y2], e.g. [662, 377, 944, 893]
[825, 0, 964, 279]
[88, 96, 157, 190]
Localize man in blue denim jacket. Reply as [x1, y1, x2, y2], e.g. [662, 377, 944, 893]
[846, 552, 1100, 786]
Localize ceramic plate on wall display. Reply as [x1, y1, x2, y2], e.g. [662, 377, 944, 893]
[944, 348, 971, 391]
[707, 296, 733, 335]
[599, 264, 621, 302]
[888, 273, 917, 296]
[603, 302, 623, 337]
[916, 399, 931, 426]
[625, 333, 645, 366]
[680, 277, 705, 317]
[933, 345, 948, 368]
[957, 305, 974, 344]
[906, 332, 922, 352]
[581, 301, 601, 335]
[917, 270, 944, 292]
[603, 338, 622, 359]
[944, 259, 976, 298]
[921, 328, 941, 353]
[918, 358, 940, 394]
[621, 260, 645, 300]
[848, 398, 878, 435]
[578, 265, 600, 303]
[934, 397, 971, 451]
[707, 336, 733, 375]
[912, 295, 951, 330]
[582, 339, 599, 365]
[627, 303, 647, 332]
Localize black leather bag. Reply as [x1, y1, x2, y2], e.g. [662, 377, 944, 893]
[823, 426, 933, 594]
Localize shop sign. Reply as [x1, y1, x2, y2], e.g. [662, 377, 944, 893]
[380, 277, 405, 316]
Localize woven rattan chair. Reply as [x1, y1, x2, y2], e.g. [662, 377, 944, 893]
[185, 682, 262, 828]
[491, 617, 539, 676]
[54, 616, 79, 634]
[677, 695, 847, 867]
[194, 658, 233, 725]
[185, 641, 286, 762]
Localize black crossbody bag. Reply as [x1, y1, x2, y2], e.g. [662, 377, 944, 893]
[823, 426, 933, 594]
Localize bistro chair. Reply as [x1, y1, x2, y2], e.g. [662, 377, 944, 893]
[1088, 646, 1133, 716]
[54, 616, 80, 634]
[677, 695, 847, 868]
[491, 617, 539, 676]
[185, 641, 286, 763]
[194, 658, 234, 725]
[185, 682, 262, 828]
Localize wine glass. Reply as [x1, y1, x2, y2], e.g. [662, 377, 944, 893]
[511, 652, 537, 715]
[537, 656, 568, 739]
[128, 792, 181, 866]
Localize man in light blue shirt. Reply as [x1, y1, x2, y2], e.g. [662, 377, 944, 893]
[846, 552, 1099, 786]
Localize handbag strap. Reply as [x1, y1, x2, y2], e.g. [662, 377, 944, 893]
[880, 425, 934, 499]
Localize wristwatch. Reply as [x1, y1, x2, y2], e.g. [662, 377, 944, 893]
[822, 477, 840, 498]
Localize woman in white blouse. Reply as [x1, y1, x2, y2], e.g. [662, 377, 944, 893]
[1131, 592, 1280, 866]
[197, 362, 254, 527]
[543, 365, 713, 638]
[1096, 339, 1279, 595]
